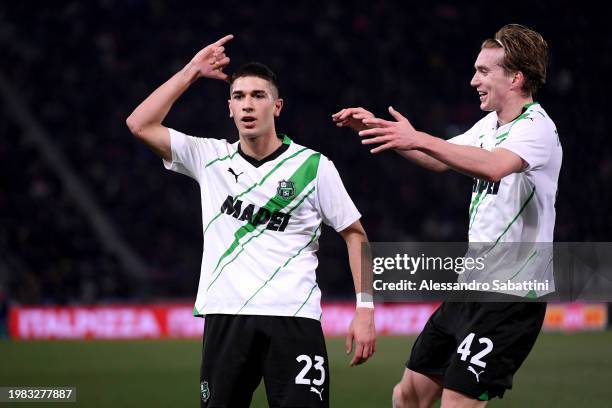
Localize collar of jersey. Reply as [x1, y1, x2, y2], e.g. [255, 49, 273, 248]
[496, 102, 539, 129]
[237, 133, 292, 168]
[522, 101, 539, 112]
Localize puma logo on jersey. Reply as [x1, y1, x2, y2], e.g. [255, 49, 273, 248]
[220, 195, 291, 232]
[227, 167, 244, 183]
[309, 387, 323, 401]
[467, 366, 484, 382]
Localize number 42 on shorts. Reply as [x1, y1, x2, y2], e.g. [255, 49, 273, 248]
[457, 333, 493, 368]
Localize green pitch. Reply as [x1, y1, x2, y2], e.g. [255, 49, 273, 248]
[1, 332, 610, 407]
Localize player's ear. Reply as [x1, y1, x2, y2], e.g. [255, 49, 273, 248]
[228, 99, 233, 118]
[512, 71, 525, 91]
[274, 98, 283, 117]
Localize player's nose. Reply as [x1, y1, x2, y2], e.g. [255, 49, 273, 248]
[470, 73, 480, 87]
[242, 96, 254, 111]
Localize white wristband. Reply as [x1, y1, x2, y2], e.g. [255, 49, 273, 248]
[356, 292, 374, 309]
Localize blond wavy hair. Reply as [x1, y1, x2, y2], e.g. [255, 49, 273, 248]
[482, 24, 549, 96]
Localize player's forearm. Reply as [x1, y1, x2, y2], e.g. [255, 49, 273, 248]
[126, 64, 199, 136]
[417, 133, 502, 182]
[342, 225, 371, 296]
[395, 147, 449, 172]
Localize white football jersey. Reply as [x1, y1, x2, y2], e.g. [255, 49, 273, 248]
[163, 129, 360, 320]
[449, 103, 562, 296]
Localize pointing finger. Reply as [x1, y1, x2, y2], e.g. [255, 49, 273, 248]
[215, 34, 234, 46]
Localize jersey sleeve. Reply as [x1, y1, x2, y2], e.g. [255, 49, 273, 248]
[162, 128, 230, 181]
[448, 113, 493, 146]
[497, 116, 554, 171]
[315, 156, 361, 232]
[447, 120, 482, 147]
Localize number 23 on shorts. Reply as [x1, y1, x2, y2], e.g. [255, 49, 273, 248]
[295, 354, 326, 386]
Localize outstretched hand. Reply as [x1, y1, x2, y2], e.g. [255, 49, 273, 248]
[332, 107, 375, 133]
[188, 34, 234, 81]
[358, 106, 421, 154]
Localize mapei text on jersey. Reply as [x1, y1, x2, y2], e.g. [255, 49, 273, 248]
[220, 195, 291, 232]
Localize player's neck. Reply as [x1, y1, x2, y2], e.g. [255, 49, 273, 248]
[239, 131, 283, 161]
[496, 95, 533, 127]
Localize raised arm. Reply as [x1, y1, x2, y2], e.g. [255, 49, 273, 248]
[126, 34, 234, 161]
[338, 220, 376, 367]
[333, 107, 449, 172]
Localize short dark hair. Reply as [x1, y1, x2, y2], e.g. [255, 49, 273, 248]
[481, 24, 549, 96]
[229, 62, 279, 97]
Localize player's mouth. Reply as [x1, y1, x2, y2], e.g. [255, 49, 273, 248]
[241, 116, 257, 128]
[477, 91, 488, 102]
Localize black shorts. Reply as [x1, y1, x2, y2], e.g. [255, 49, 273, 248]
[200, 314, 329, 408]
[407, 301, 546, 401]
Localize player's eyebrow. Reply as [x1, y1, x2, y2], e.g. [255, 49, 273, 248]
[231, 89, 268, 96]
[248, 89, 268, 97]
[474, 64, 490, 72]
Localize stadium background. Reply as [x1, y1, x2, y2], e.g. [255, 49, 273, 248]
[0, 1, 609, 407]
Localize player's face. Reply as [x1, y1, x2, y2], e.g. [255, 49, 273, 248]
[470, 47, 514, 112]
[229, 76, 283, 139]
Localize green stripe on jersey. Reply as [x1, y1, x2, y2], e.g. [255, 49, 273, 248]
[202, 146, 309, 244]
[207, 185, 317, 291]
[294, 283, 319, 316]
[508, 249, 538, 281]
[468, 189, 485, 220]
[280, 134, 292, 144]
[236, 223, 322, 313]
[205, 149, 239, 168]
[486, 186, 536, 254]
[495, 103, 539, 146]
[495, 112, 529, 144]
[210, 153, 321, 278]
[468, 186, 489, 231]
[469, 194, 487, 231]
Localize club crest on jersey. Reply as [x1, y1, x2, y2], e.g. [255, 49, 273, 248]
[200, 381, 210, 402]
[277, 180, 296, 200]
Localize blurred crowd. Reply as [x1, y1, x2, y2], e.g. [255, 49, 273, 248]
[0, 1, 608, 305]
